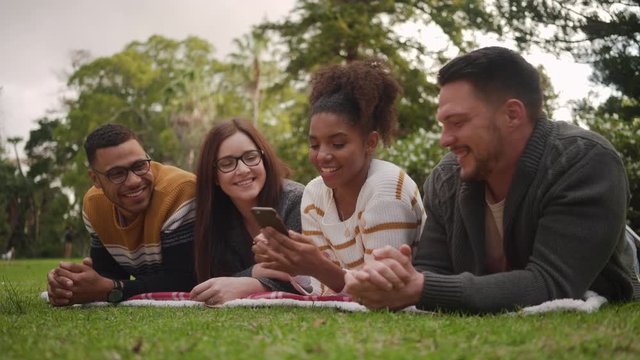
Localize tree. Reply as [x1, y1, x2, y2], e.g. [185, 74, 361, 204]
[24, 118, 72, 257]
[57, 35, 223, 206]
[495, 1, 639, 100]
[254, 0, 504, 183]
[262, 0, 499, 133]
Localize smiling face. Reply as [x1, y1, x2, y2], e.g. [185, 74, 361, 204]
[308, 112, 377, 194]
[215, 132, 266, 209]
[89, 139, 154, 222]
[436, 80, 505, 182]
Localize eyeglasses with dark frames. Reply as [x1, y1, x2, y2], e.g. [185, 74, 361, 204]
[92, 157, 152, 184]
[215, 149, 263, 173]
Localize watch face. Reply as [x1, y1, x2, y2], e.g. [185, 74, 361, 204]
[107, 289, 124, 303]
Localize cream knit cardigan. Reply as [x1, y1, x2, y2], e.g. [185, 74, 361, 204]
[295, 159, 426, 295]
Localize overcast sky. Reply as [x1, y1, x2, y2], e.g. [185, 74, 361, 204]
[0, 0, 600, 154]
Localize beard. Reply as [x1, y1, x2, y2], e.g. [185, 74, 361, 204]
[459, 154, 493, 182]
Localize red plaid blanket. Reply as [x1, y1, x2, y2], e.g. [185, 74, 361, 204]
[124, 291, 353, 303]
[127, 292, 192, 301]
[245, 291, 353, 302]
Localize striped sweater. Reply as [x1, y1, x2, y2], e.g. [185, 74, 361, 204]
[299, 159, 426, 295]
[83, 161, 197, 298]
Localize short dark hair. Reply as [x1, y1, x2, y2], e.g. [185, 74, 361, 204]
[437, 46, 543, 121]
[84, 123, 142, 165]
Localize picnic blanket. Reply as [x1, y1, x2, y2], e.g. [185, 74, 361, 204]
[40, 290, 608, 314]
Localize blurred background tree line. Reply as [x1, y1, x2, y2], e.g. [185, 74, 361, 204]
[1, 0, 638, 258]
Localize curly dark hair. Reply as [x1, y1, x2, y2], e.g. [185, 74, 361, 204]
[309, 58, 402, 145]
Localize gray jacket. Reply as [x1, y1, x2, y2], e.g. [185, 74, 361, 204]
[415, 118, 640, 313]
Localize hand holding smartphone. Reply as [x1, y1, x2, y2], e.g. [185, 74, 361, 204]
[251, 207, 289, 235]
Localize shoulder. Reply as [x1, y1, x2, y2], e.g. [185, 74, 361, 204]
[424, 153, 460, 202]
[153, 162, 196, 193]
[282, 179, 305, 196]
[304, 175, 325, 193]
[551, 120, 619, 156]
[362, 160, 420, 198]
[302, 176, 328, 201]
[538, 120, 624, 173]
[82, 186, 110, 215]
[280, 179, 305, 206]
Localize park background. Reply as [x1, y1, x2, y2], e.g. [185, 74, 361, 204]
[1, 0, 639, 259]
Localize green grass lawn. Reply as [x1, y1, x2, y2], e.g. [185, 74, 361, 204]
[1, 259, 639, 359]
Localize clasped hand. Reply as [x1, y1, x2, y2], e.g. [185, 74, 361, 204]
[46, 257, 112, 306]
[344, 244, 424, 310]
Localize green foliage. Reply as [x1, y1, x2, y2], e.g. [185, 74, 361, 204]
[574, 96, 640, 233]
[378, 127, 446, 187]
[59, 35, 223, 202]
[2, 259, 640, 359]
[261, 0, 497, 133]
[496, 1, 640, 101]
[9, 1, 640, 256]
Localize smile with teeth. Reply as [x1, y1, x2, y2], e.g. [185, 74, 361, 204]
[123, 187, 145, 198]
[452, 147, 469, 161]
[235, 178, 254, 186]
[320, 167, 339, 173]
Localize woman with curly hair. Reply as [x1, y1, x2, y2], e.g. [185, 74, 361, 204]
[254, 59, 426, 295]
[190, 118, 304, 305]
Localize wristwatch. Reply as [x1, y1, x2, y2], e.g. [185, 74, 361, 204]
[107, 279, 124, 303]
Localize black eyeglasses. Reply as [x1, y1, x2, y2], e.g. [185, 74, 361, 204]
[92, 158, 152, 184]
[215, 149, 263, 173]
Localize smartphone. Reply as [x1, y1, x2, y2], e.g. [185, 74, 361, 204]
[251, 207, 289, 235]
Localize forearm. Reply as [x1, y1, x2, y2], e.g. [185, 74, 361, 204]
[234, 266, 299, 293]
[122, 238, 196, 298]
[309, 257, 346, 293]
[90, 239, 130, 280]
[255, 278, 299, 293]
[418, 270, 550, 313]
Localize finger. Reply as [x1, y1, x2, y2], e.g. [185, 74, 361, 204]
[253, 244, 276, 264]
[344, 271, 376, 293]
[48, 294, 70, 306]
[353, 271, 371, 283]
[362, 267, 394, 291]
[372, 245, 412, 267]
[47, 280, 73, 299]
[251, 241, 270, 256]
[191, 285, 214, 302]
[364, 263, 403, 290]
[261, 261, 286, 272]
[262, 228, 298, 251]
[254, 241, 292, 268]
[82, 257, 93, 267]
[399, 244, 413, 257]
[287, 231, 315, 246]
[54, 268, 79, 283]
[59, 261, 89, 273]
[189, 282, 207, 299]
[378, 258, 413, 284]
[50, 270, 74, 288]
[253, 233, 267, 245]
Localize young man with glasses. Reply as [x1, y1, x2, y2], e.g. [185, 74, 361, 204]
[46, 123, 197, 305]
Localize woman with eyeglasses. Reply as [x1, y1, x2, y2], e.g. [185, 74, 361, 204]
[189, 118, 304, 305]
[253, 59, 426, 296]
